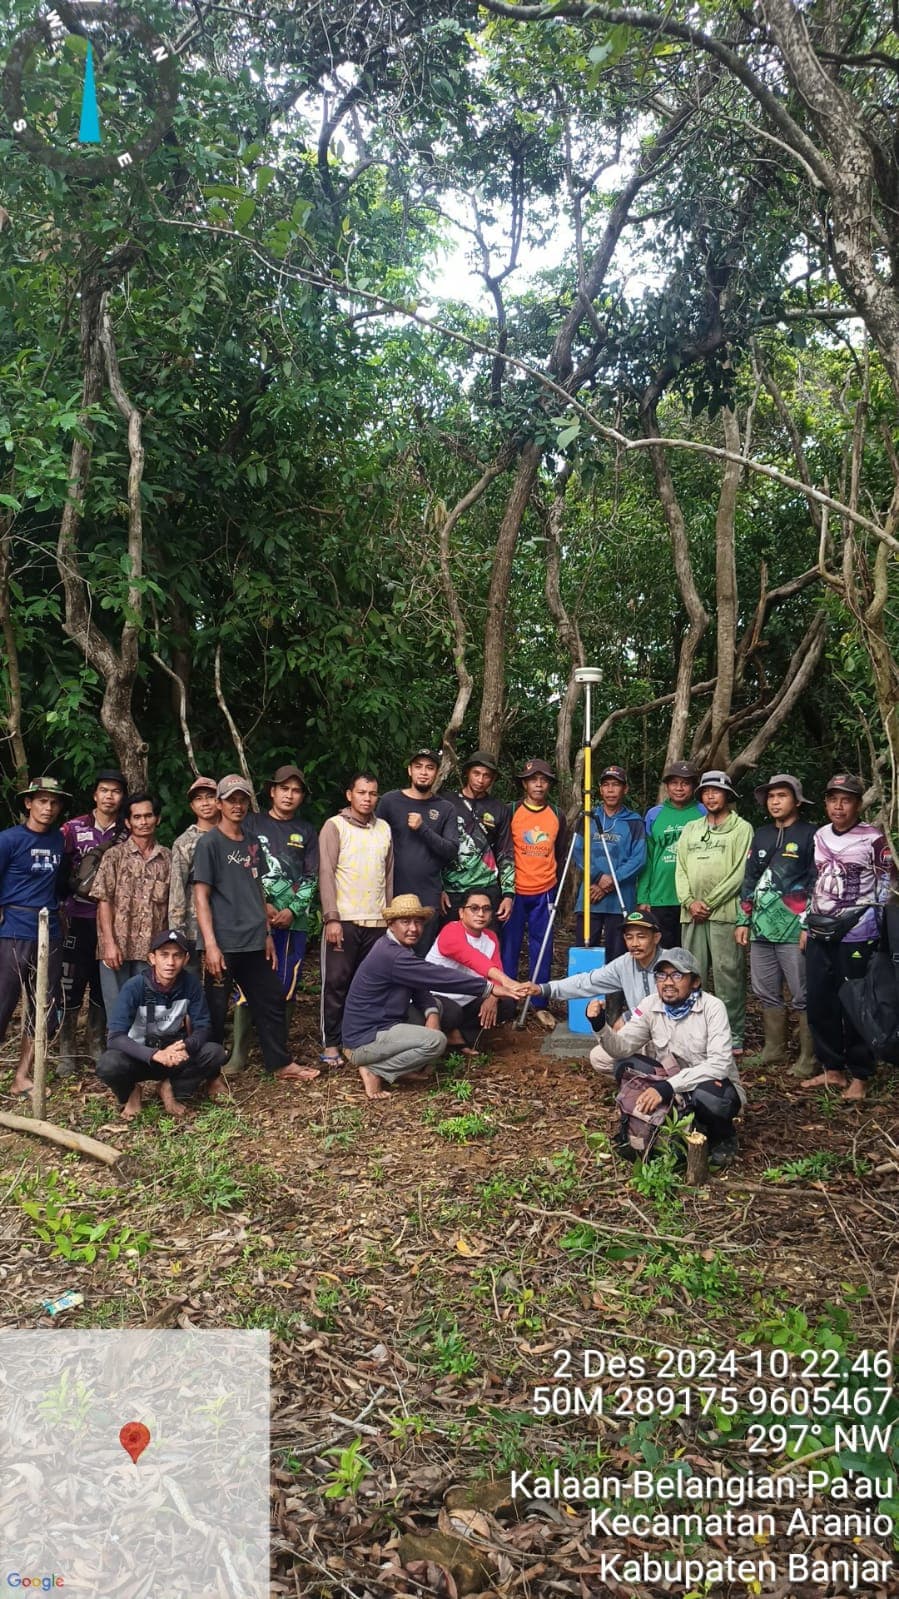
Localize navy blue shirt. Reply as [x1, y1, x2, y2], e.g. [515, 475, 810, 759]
[107, 969, 212, 1063]
[342, 930, 489, 1050]
[0, 823, 65, 939]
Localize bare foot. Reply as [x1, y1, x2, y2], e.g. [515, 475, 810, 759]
[10, 1075, 33, 1097]
[842, 1078, 866, 1102]
[120, 1085, 143, 1121]
[159, 1080, 187, 1117]
[275, 1062, 320, 1082]
[799, 1070, 847, 1091]
[400, 1069, 433, 1083]
[206, 1074, 229, 1100]
[358, 1066, 390, 1100]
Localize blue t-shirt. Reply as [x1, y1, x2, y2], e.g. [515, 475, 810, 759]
[0, 823, 65, 938]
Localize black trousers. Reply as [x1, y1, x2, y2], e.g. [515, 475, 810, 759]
[438, 994, 516, 1048]
[97, 1041, 225, 1103]
[0, 935, 64, 1041]
[806, 936, 878, 1079]
[682, 1080, 741, 1145]
[579, 911, 626, 964]
[61, 916, 103, 1012]
[205, 948, 291, 1072]
[649, 905, 682, 952]
[320, 923, 384, 1048]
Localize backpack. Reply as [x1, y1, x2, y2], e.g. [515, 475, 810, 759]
[839, 905, 899, 1065]
[72, 833, 122, 900]
[614, 1054, 681, 1157]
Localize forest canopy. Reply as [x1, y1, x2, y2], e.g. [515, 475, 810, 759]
[1, 0, 898, 835]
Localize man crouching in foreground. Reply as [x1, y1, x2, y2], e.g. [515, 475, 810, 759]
[96, 929, 226, 1119]
[342, 894, 528, 1099]
[591, 948, 746, 1168]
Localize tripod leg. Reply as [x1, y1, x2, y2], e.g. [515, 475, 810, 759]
[514, 823, 582, 1028]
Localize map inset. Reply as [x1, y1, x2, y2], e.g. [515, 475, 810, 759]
[0, 1331, 269, 1597]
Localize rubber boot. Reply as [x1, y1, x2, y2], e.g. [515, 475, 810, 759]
[223, 1005, 253, 1078]
[742, 1007, 788, 1069]
[56, 1014, 79, 1078]
[788, 1013, 818, 1080]
[87, 1001, 107, 1064]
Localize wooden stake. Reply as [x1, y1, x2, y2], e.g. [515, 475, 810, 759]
[0, 1112, 121, 1165]
[685, 1130, 709, 1185]
[31, 906, 49, 1120]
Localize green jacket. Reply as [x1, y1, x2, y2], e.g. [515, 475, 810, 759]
[674, 810, 753, 923]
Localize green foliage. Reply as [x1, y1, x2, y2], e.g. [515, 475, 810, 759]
[17, 1171, 150, 1265]
[432, 1112, 495, 1142]
[323, 1437, 373, 1499]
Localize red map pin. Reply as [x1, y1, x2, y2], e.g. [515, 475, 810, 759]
[119, 1421, 151, 1464]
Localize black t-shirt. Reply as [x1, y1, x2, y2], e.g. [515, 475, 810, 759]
[192, 828, 268, 951]
[244, 811, 319, 878]
[376, 791, 458, 901]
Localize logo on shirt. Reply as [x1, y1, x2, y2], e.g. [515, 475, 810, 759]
[523, 826, 550, 847]
[784, 842, 799, 855]
[428, 809, 440, 821]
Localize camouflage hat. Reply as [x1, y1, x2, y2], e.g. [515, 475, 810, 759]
[17, 776, 71, 806]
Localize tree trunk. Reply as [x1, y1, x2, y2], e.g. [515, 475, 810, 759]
[0, 517, 27, 784]
[642, 410, 709, 767]
[478, 441, 541, 753]
[707, 407, 742, 769]
[56, 277, 149, 788]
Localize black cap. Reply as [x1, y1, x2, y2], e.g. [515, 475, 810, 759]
[95, 769, 127, 790]
[149, 929, 193, 954]
[409, 747, 441, 764]
[825, 773, 864, 797]
[623, 909, 661, 932]
[663, 760, 699, 782]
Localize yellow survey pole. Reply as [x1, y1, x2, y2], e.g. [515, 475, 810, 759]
[574, 667, 602, 947]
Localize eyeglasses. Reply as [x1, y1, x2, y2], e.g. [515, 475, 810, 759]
[464, 905, 492, 916]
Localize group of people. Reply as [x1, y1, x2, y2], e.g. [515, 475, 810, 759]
[0, 747, 893, 1144]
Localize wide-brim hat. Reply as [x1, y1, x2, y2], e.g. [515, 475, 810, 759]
[461, 749, 499, 774]
[17, 776, 71, 806]
[753, 772, 810, 808]
[383, 894, 435, 922]
[515, 757, 555, 781]
[663, 760, 700, 782]
[698, 768, 738, 798]
[94, 768, 127, 791]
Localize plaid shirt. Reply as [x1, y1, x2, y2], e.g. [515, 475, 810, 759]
[90, 837, 172, 960]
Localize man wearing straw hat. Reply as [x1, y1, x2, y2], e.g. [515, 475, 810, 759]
[342, 893, 527, 1098]
[0, 776, 69, 1096]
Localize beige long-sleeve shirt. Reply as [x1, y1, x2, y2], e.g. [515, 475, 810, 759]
[598, 989, 746, 1104]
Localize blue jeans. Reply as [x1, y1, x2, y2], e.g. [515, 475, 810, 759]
[500, 891, 554, 1006]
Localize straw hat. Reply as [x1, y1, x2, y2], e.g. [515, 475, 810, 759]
[383, 894, 435, 922]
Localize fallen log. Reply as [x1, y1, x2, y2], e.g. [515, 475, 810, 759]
[0, 1112, 121, 1165]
